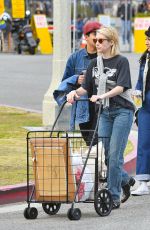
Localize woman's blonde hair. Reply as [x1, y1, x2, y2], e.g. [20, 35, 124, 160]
[97, 26, 120, 56]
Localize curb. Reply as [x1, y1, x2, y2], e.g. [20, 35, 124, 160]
[0, 130, 138, 205]
[0, 183, 34, 205]
[0, 183, 28, 205]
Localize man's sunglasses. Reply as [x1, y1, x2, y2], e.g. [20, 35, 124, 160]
[93, 38, 108, 44]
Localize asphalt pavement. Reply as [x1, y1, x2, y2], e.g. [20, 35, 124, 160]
[0, 191, 150, 230]
[0, 54, 52, 112]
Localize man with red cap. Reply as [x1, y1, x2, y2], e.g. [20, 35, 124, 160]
[53, 20, 102, 144]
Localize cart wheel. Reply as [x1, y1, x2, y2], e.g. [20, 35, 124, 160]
[28, 207, 38, 219]
[94, 189, 113, 217]
[42, 203, 61, 215]
[24, 207, 30, 219]
[67, 208, 81, 221]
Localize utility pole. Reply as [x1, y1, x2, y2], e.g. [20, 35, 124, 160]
[129, 0, 133, 52]
[42, 0, 71, 127]
[73, 0, 77, 53]
[25, 0, 29, 10]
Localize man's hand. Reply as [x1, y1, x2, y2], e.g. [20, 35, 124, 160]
[67, 90, 80, 104]
[77, 74, 85, 85]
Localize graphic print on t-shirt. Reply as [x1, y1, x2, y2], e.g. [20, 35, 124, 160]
[104, 67, 117, 78]
[92, 66, 117, 87]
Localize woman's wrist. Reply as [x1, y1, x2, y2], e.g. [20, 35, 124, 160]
[72, 90, 77, 94]
[71, 90, 78, 98]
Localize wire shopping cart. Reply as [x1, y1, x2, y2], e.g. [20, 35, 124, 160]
[23, 100, 113, 220]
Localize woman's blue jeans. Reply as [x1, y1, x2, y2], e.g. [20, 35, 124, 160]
[98, 107, 133, 201]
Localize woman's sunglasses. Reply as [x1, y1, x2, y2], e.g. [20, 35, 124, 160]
[93, 38, 108, 44]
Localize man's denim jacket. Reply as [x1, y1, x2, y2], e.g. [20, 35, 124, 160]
[53, 48, 93, 130]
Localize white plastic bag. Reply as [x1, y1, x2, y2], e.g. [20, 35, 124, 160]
[72, 152, 94, 201]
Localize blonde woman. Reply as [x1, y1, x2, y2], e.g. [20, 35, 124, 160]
[67, 27, 135, 209]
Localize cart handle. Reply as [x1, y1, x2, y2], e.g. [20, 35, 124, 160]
[50, 98, 102, 136]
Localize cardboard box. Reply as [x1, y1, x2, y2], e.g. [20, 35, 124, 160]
[30, 138, 76, 202]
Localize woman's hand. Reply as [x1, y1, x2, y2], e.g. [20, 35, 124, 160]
[90, 95, 102, 102]
[66, 90, 80, 104]
[132, 90, 142, 97]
